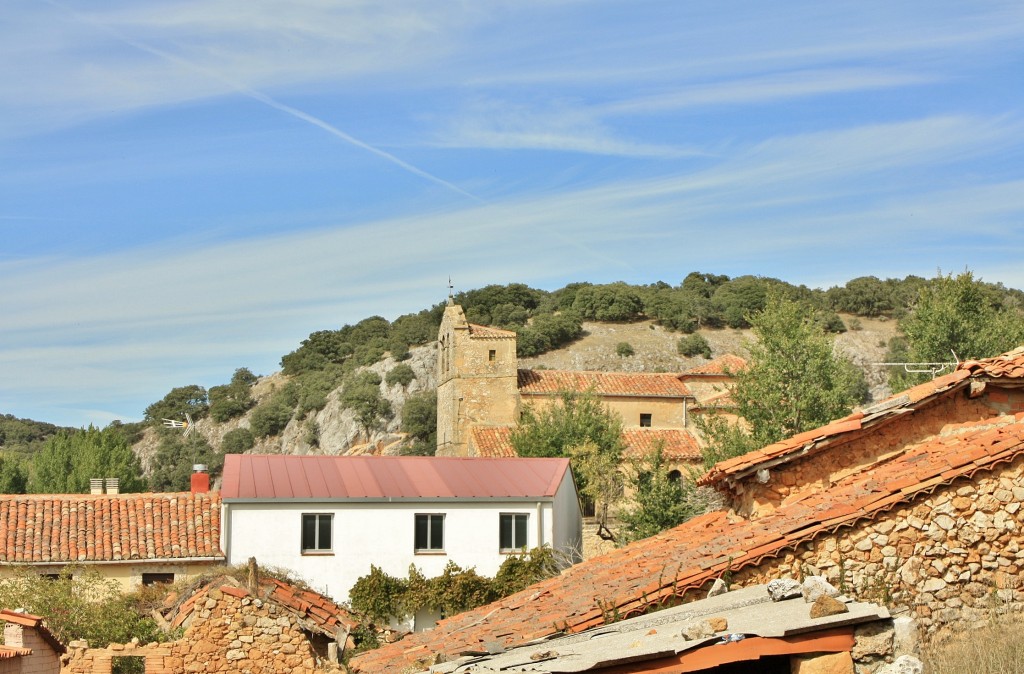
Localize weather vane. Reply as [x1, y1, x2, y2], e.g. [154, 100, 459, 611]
[163, 413, 195, 438]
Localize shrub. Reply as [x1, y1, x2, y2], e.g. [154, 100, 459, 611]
[616, 342, 635, 357]
[221, 428, 255, 454]
[385, 364, 416, 387]
[249, 397, 294, 438]
[677, 334, 712, 358]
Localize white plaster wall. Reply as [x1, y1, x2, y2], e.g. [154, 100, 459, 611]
[225, 495, 579, 603]
[552, 470, 584, 561]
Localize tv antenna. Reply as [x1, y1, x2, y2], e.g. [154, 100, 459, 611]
[872, 350, 960, 379]
[162, 413, 196, 438]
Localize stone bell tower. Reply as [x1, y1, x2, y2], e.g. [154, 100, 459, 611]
[436, 299, 519, 456]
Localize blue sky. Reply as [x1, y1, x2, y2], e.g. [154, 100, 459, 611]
[2, 0, 1024, 428]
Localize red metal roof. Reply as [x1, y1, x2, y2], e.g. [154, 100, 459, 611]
[221, 455, 571, 500]
[0, 492, 223, 563]
[518, 369, 691, 397]
[351, 411, 1024, 673]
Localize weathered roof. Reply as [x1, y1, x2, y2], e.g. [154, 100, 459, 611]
[518, 369, 691, 398]
[698, 346, 1024, 487]
[470, 426, 702, 462]
[682, 354, 748, 377]
[0, 492, 223, 564]
[0, 609, 67, 655]
[426, 584, 888, 674]
[467, 323, 517, 339]
[166, 575, 357, 634]
[221, 455, 571, 500]
[351, 410, 1024, 673]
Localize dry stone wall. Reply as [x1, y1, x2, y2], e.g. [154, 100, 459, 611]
[62, 587, 343, 674]
[729, 454, 1024, 638]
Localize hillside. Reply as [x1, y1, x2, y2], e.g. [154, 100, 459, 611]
[133, 313, 898, 471]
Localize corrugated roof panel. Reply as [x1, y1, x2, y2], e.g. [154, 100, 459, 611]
[222, 456, 571, 500]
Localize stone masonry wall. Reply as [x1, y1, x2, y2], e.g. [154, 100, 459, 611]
[728, 454, 1024, 638]
[62, 587, 342, 674]
[735, 394, 998, 516]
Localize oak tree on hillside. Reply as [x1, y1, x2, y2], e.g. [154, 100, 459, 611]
[699, 294, 868, 468]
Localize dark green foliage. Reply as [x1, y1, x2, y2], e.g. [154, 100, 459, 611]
[571, 283, 644, 322]
[616, 342, 635, 357]
[341, 371, 392, 440]
[401, 391, 436, 455]
[0, 414, 69, 460]
[28, 426, 146, 494]
[0, 567, 166, 646]
[349, 547, 560, 628]
[143, 385, 208, 423]
[711, 276, 772, 328]
[619, 446, 705, 544]
[510, 390, 625, 460]
[677, 333, 712, 358]
[149, 433, 220, 491]
[453, 284, 545, 325]
[293, 365, 345, 416]
[0, 454, 28, 494]
[249, 394, 295, 438]
[699, 294, 868, 468]
[208, 368, 257, 422]
[516, 313, 583, 357]
[385, 364, 416, 387]
[889, 271, 1024, 390]
[221, 427, 255, 454]
[816, 310, 847, 334]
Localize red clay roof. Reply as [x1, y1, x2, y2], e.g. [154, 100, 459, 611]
[0, 492, 223, 564]
[469, 426, 520, 458]
[682, 354, 747, 377]
[221, 455, 570, 500]
[467, 323, 517, 339]
[469, 426, 701, 461]
[0, 609, 67, 655]
[621, 428, 703, 461]
[351, 412, 1024, 673]
[518, 369, 691, 398]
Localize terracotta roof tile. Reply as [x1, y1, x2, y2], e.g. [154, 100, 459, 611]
[0, 492, 223, 564]
[518, 369, 691, 398]
[682, 354, 747, 377]
[467, 323, 517, 339]
[350, 414, 1024, 674]
[469, 426, 701, 461]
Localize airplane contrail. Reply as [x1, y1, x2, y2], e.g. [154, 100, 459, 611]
[43, 0, 486, 205]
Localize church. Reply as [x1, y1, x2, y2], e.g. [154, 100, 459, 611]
[435, 299, 742, 467]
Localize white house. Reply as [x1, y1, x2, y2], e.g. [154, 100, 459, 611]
[220, 454, 582, 610]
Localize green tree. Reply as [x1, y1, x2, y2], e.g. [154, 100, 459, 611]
[385, 364, 416, 387]
[221, 427, 255, 454]
[249, 395, 295, 438]
[0, 567, 164, 646]
[0, 454, 28, 493]
[143, 385, 208, 423]
[567, 441, 622, 536]
[400, 391, 436, 455]
[341, 371, 393, 440]
[616, 342, 635, 357]
[149, 433, 219, 492]
[699, 294, 868, 467]
[677, 333, 712, 358]
[28, 426, 146, 493]
[510, 390, 625, 460]
[619, 446, 706, 544]
[890, 271, 1024, 389]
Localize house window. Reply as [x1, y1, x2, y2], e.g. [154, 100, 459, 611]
[499, 513, 529, 552]
[142, 573, 175, 586]
[488, 349, 496, 362]
[302, 513, 333, 553]
[415, 514, 445, 552]
[640, 413, 652, 427]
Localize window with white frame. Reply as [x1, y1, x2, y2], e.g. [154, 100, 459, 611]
[499, 513, 529, 552]
[415, 513, 445, 552]
[301, 513, 333, 553]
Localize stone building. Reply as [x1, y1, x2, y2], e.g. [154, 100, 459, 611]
[0, 609, 63, 674]
[352, 346, 1024, 673]
[435, 301, 740, 466]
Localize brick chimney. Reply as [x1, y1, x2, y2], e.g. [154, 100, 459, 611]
[191, 464, 210, 494]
